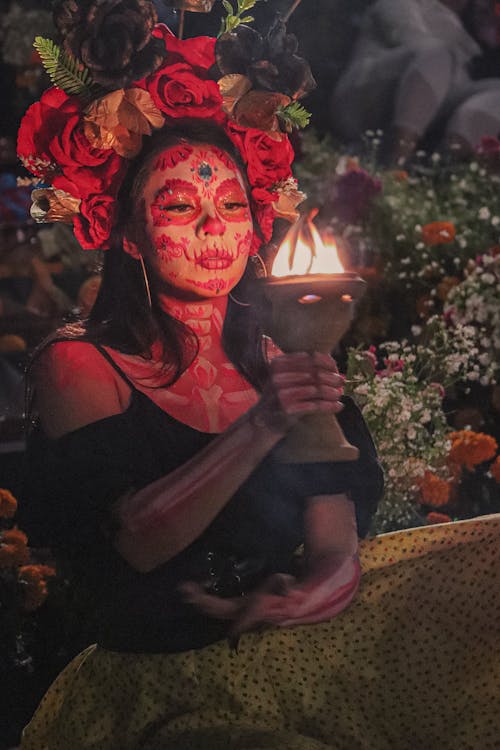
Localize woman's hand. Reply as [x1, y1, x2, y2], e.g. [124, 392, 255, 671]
[250, 352, 345, 435]
[179, 552, 361, 639]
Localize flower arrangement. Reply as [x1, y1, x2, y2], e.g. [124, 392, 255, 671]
[346, 339, 500, 531]
[0, 488, 56, 672]
[346, 339, 453, 532]
[17, 0, 313, 253]
[444, 252, 500, 386]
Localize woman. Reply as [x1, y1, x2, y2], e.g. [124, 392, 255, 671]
[19, 4, 500, 748]
[22, 122, 384, 746]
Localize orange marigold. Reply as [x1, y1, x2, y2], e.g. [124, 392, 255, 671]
[390, 170, 409, 182]
[418, 471, 451, 507]
[426, 511, 452, 524]
[18, 564, 56, 612]
[421, 221, 456, 246]
[490, 455, 500, 483]
[436, 275, 460, 301]
[448, 430, 498, 470]
[0, 527, 29, 567]
[0, 488, 17, 518]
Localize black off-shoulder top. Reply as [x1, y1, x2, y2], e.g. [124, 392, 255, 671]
[24, 346, 383, 654]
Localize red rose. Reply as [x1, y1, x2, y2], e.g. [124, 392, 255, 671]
[152, 25, 216, 71]
[253, 202, 275, 243]
[145, 61, 223, 120]
[165, 34, 216, 70]
[74, 194, 117, 250]
[17, 88, 125, 200]
[226, 124, 294, 188]
[251, 187, 278, 205]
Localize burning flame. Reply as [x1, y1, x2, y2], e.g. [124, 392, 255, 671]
[271, 211, 344, 277]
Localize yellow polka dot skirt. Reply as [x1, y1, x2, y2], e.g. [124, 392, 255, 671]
[21, 515, 500, 750]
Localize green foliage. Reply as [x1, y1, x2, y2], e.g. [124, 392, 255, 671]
[277, 101, 311, 131]
[218, 0, 259, 36]
[33, 37, 99, 100]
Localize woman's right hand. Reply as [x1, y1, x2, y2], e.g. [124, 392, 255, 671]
[250, 351, 345, 435]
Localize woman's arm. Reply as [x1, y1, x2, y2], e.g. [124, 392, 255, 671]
[35, 344, 345, 572]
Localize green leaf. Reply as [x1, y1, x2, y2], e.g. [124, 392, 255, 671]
[33, 36, 98, 101]
[217, 0, 261, 36]
[277, 101, 312, 130]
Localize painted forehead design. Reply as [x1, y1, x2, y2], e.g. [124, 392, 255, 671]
[155, 178, 198, 198]
[152, 144, 194, 172]
[215, 178, 247, 201]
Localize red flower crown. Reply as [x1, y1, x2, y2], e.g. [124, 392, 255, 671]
[18, 11, 312, 253]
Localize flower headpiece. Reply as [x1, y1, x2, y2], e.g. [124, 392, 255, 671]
[17, 0, 314, 253]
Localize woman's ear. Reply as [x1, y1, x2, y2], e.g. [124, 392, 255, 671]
[122, 234, 141, 260]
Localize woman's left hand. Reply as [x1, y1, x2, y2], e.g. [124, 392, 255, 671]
[179, 553, 361, 638]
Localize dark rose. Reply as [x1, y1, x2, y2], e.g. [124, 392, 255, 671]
[476, 136, 500, 171]
[53, 0, 164, 88]
[144, 61, 223, 120]
[17, 88, 126, 200]
[331, 169, 382, 225]
[227, 123, 294, 188]
[216, 19, 315, 99]
[73, 194, 116, 250]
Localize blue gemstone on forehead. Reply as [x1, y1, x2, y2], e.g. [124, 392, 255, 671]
[198, 162, 213, 181]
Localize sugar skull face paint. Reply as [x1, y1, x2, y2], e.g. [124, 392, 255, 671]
[141, 144, 253, 299]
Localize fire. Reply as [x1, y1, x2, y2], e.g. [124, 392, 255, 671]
[271, 212, 344, 277]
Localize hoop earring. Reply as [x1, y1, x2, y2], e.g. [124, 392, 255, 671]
[228, 254, 267, 307]
[252, 253, 268, 278]
[139, 255, 152, 310]
[229, 291, 251, 307]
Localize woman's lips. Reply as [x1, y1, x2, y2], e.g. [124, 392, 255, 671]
[197, 253, 233, 270]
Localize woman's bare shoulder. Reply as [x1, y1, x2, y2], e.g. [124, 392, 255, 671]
[33, 341, 127, 439]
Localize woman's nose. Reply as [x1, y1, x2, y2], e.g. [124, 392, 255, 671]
[196, 206, 226, 238]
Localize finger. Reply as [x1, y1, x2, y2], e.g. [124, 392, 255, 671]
[286, 400, 344, 416]
[179, 582, 242, 620]
[315, 370, 345, 389]
[270, 353, 314, 374]
[311, 352, 339, 371]
[271, 370, 316, 387]
[278, 385, 344, 409]
[272, 371, 344, 393]
[230, 594, 292, 637]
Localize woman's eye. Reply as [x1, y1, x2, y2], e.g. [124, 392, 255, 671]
[161, 203, 193, 213]
[224, 202, 248, 211]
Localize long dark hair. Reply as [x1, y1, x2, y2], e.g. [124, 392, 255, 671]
[31, 121, 270, 391]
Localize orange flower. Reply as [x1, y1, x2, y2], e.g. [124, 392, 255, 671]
[418, 471, 451, 507]
[426, 511, 452, 524]
[0, 488, 17, 519]
[436, 275, 460, 301]
[390, 170, 409, 182]
[421, 221, 456, 246]
[18, 564, 56, 612]
[84, 88, 165, 158]
[416, 294, 434, 319]
[490, 455, 500, 483]
[448, 430, 498, 470]
[0, 528, 29, 567]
